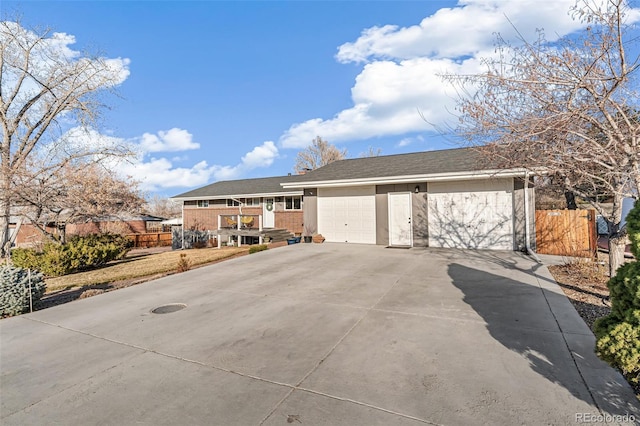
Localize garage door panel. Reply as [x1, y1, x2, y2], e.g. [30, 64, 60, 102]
[318, 187, 376, 244]
[428, 180, 513, 250]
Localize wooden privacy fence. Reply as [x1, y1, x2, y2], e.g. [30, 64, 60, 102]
[127, 232, 172, 248]
[535, 209, 597, 257]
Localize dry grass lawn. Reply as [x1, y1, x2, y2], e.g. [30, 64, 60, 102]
[45, 247, 247, 292]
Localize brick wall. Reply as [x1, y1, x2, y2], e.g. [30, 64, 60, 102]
[13, 224, 56, 247]
[275, 211, 304, 234]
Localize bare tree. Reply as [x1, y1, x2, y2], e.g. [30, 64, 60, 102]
[444, 0, 640, 274]
[13, 161, 143, 243]
[144, 194, 182, 219]
[294, 136, 347, 173]
[359, 146, 382, 158]
[0, 19, 131, 256]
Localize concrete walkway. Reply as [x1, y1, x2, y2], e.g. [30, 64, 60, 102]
[1, 244, 639, 425]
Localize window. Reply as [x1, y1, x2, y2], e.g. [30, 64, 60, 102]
[227, 198, 259, 206]
[197, 200, 209, 208]
[285, 196, 302, 210]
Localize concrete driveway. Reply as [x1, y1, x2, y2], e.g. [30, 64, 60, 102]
[1, 244, 639, 425]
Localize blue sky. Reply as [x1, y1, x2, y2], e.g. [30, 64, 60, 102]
[3, 0, 598, 196]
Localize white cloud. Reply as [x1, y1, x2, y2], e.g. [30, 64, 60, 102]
[280, 56, 481, 148]
[139, 128, 200, 153]
[39, 126, 132, 163]
[280, 0, 638, 149]
[335, 0, 583, 64]
[118, 138, 279, 192]
[396, 135, 425, 148]
[118, 158, 215, 191]
[47, 124, 279, 192]
[240, 141, 279, 169]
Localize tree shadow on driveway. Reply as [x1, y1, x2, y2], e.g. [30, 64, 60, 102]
[447, 262, 640, 419]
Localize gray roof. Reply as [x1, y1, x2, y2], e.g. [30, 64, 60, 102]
[171, 175, 304, 199]
[171, 147, 515, 199]
[282, 147, 504, 184]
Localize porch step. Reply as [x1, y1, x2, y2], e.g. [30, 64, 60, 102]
[263, 229, 295, 243]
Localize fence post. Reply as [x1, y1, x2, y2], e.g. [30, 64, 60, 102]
[28, 269, 33, 313]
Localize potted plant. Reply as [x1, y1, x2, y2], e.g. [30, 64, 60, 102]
[303, 223, 315, 243]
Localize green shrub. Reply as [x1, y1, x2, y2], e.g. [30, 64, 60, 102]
[0, 265, 46, 317]
[64, 234, 132, 268]
[11, 234, 133, 277]
[626, 200, 640, 259]
[248, 244, 268, 254]
[594, 199, 640, 384]
[10, 247, 41, 270]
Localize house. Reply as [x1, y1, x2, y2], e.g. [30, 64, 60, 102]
[171, 175, 306, 245]
[172, 147, 536, 251]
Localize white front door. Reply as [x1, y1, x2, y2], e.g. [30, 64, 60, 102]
[388, 192, 412, 246]
[263, 197, 275, 228]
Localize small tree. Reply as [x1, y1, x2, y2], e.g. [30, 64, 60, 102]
[294, 136, 347, 173]
[0, 265, 45, 317]
[359, 146, 382, 158]
[144, 195, 182, 219]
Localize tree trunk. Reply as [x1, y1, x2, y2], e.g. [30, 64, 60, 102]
[0, 174, 11, 259]
[608, 235, 626, 277]
[607, 193, 626, 277]
[564, 191, 577, 210]
[0, 199, 10, 259]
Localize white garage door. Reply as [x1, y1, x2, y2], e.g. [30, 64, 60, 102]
[428, 179, 514, 250]
[317, 186, 376, 244]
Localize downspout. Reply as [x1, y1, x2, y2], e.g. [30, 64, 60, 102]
[230, 197, 243, 216]
[524, 171, 541, 263]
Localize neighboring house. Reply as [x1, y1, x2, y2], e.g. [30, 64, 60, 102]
[171, 175, 305, 240]
[172, 147, 536, 251]
[9, 213, 167, 248]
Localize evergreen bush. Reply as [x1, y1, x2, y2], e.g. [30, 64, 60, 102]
[11, 234, 133, 277]
[10, 247, 41, 270]
[0, 265, 46, 317]
[594, 200, 640, 384]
